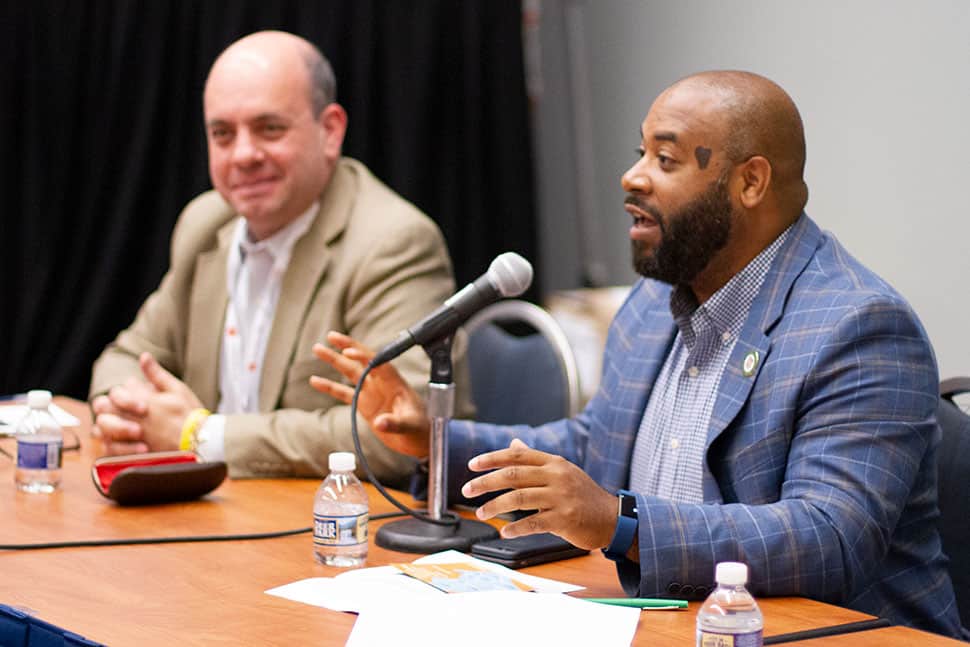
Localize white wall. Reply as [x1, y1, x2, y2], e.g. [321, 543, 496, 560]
[534, 0, 970, 379]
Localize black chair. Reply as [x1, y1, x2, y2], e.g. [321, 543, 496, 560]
[938, 377, 970, 631]
[463, 300, 581, 427]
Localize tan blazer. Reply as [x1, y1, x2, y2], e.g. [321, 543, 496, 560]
[90, 158, 472, 483]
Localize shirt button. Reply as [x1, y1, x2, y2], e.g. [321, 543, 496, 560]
[670, 438, 680, 450]
[248, 362, 257, 371]
[721, 331, 732, 344]
[687, 366, 699, 378]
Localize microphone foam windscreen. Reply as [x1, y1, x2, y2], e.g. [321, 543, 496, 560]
[488, 252, 533, 297]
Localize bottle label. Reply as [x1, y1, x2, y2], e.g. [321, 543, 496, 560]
[16, 439, 63, 470]
[697, 629, 763, 647]
[313, 512, 368, 547]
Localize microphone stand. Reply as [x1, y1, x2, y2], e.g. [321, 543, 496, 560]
[375, 335, 499, 553]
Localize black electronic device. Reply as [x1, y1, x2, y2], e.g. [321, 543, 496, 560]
[470, 533, 589, 569]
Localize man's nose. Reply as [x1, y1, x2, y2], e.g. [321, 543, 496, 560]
[621, 157, 652, 195]
[231, 130, 263, 166]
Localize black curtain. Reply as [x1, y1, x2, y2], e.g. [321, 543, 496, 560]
[0, 0, 536, 399]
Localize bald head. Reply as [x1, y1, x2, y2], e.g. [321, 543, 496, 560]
[207, 31, 335, 117]
[202, 30, 348, 239]
[665, 71, 808, 215]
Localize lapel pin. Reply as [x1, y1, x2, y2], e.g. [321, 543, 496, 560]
[742, 351, 759, 377]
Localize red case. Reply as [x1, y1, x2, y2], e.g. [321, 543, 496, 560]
[91, 451, 227, 506]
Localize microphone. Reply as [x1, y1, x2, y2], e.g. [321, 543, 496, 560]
[370, 252, 533, 367]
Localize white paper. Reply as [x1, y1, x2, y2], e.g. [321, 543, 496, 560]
[264, 571, 443, 612]
[346, 590, 641, 647]
[264, 549, 584, 614]
[0, 402, 81, 428]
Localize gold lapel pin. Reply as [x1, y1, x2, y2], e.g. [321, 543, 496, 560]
[742, 351, 760, 377]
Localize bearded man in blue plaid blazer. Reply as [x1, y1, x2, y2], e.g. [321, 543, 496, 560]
[311, 71, 965, 638]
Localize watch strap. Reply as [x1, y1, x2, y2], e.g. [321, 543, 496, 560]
[602, 489, 638, 561]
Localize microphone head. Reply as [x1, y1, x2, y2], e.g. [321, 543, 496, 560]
[487, 252, 533, 297]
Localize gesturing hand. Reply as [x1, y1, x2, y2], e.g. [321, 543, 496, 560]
[310, 331, 431, 458]
[461, 438, 618, 551]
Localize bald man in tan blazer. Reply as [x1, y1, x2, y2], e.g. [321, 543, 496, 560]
[89, 31, 469, 484]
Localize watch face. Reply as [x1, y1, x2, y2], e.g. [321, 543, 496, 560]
[619, 492, 638, 518]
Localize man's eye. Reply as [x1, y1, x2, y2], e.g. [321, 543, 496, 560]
[263, 123, 286, 135]
[657, 154, 674, 168]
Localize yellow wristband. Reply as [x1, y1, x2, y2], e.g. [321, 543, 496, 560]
[179, 408, 211, 451]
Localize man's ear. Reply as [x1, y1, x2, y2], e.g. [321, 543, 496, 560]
[735, 155, 771, 209]
[318, 103, 348, 157]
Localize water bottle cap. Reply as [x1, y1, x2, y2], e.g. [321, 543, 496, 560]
[27, 390, 53, 409]
[329, 452, 356, 472]
[715, 562, 748, 586]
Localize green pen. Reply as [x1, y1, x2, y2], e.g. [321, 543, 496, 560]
[584, 597, 689, 609]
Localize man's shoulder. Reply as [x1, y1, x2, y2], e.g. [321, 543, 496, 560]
[177, 190, 236, 232]
[794, 228, 913, 312]
[775, 226, 931, 355]
[170, 190, 236, 258]
[337, 158, 437, 232]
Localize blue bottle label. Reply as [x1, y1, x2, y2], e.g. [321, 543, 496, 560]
[16, 440, 63, 470]
[313, 512, 368, 547]
[697, 629, 763, 647]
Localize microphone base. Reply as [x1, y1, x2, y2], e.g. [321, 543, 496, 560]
[375, 517, 498, 554]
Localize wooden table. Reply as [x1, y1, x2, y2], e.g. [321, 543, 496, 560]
[0, 400, 962, 646]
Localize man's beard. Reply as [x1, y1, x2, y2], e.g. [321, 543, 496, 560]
[630, 175, 733, 286]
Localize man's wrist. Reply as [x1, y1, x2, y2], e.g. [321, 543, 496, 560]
[602, 489, 639, 562]
[179, 408, 211, 451]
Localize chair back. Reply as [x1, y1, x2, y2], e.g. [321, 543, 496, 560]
[938, 378, 970, 631]
[464, 300, 581, 426]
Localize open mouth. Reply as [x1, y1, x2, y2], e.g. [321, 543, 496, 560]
[625, 204, 658, 229]
[631, 213, 653, 228]
[625, 200, 660, 241]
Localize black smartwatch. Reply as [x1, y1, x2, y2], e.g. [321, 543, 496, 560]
[602, 489, 638, 561]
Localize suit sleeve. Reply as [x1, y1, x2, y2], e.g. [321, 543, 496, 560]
[619, 296, 940, 603]
[87, 198, 213, 398]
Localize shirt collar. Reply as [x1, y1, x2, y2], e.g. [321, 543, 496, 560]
[234, 201, 319, 271]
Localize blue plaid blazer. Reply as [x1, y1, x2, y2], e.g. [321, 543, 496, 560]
[447, 214, 965, 638]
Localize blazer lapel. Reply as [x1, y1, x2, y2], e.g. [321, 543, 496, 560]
[259, 164, 354, 410]
[185, 223, 234, 409]
[596, 281, 677, 491]
[704, 215, 823, 471]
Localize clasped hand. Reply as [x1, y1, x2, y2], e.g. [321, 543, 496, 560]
[91, 352, 203, 454]
[310, 331, 618, 551]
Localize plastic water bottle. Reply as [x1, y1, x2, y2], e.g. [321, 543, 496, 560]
[313, 452, 368, 567]
[696, 562, 764, 647]
[14, 390, 64, 493]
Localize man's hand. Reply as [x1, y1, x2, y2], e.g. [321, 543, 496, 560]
[461, 439, 618, 551]
[310, 331, 431, 458]
[92, 352, 203, 454]
[91, 376, 156, 454]
[135, 352, 204, 451]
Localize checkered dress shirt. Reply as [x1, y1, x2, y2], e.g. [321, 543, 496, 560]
[629, 226, 791, 502]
